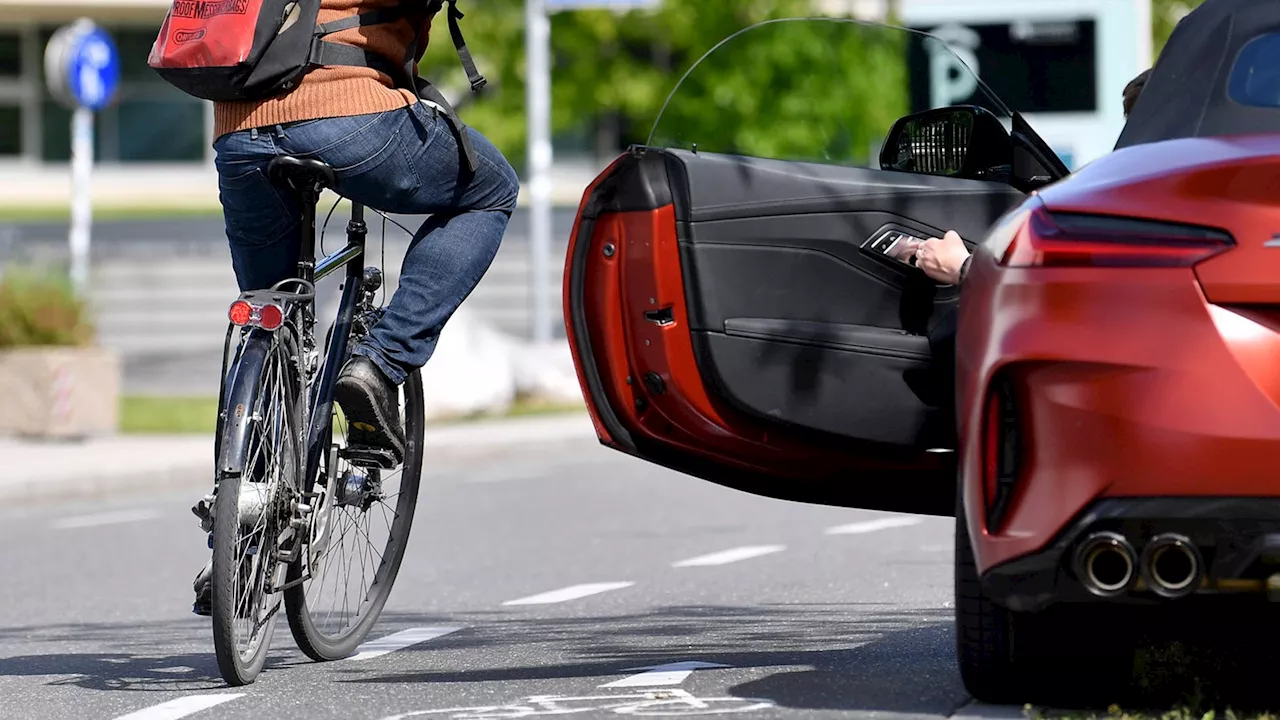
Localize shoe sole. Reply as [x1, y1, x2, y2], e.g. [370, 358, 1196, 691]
[334, 375, 405, 464]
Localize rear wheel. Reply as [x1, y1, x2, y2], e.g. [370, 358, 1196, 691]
[954, 486, 1031, 703]
[210, 334, 301, 686]
[955, 484, 1136, 705]
[284, 362, 425, 661]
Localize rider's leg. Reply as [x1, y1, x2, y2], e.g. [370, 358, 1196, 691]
[192, 126, 301, 616]
[215, 128, 303, 292]
[274, 103, 519, 460]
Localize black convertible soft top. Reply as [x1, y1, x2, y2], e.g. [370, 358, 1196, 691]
[1115, 0, 1280, 149]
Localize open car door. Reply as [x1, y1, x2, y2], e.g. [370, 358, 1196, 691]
[563, 18, 1068, 517]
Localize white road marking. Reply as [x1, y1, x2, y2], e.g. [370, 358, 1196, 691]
[825, 516, 923, 535]
[113, 694, 244, 720]
[377, 689, 773, 719]
[502, 582, 634, 605]
[952, 702, 1029, 719]
[347, 626, 464, 661]
[672, 545, 785, 567]
[52, 508, 161, 530]
[599, 660, 731, 688]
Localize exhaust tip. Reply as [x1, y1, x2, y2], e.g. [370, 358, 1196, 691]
[1141, 533, 1203, 599]
[1074, 531, 1137, 598]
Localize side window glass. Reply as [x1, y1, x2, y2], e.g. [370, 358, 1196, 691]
[1228, 33, 1280, 108]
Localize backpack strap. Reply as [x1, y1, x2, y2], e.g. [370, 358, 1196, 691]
[443, 0, 486, 92]
[308, 0, 486, 174]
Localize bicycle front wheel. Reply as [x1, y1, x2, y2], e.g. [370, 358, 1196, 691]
[211, 331, 301, 686]
[285, 367, 425, 661]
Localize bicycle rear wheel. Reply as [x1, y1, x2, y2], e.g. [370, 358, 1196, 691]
[284, 361, 425, 661]
[211, 331, 302, 686]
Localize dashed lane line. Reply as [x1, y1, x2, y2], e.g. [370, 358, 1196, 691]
[52, 508, 162, 530]
[671, 545, 785, 567]
[347, 626, 465, 661]
[825, 516, 924, 535]
[502, 582, 635, 606]
[112, 694, 244, 720]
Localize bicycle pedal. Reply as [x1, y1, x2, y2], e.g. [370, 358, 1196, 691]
[192, 495, 215, 533]
[338, 446, 398, 470]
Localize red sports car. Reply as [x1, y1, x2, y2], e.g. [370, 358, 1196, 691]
[563, 6, 1280, 703]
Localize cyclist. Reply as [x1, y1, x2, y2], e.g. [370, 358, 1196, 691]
[191, 0, 519, 615]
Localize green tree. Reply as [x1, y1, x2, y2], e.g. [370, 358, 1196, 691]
[647, 17, 909, 165]
[1151, 0, 1205, 60]
[419, 1, 908, 168]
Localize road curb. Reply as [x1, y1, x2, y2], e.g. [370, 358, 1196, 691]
[1, 412, 598, 507]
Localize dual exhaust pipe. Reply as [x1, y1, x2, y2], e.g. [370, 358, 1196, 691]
[1074, 531, 1204, 599]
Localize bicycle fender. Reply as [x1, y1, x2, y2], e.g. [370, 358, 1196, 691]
[218, 329, 274, 477]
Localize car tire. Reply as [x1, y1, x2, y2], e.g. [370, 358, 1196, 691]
[954, 484, 1037, 704]
[955, 483, 1137, 706]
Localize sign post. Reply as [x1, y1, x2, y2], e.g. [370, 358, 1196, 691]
[44, 19, 120, 295]
[527, 0, 658, 344]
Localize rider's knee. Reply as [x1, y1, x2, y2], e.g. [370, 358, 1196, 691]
[492, 154, 519, 215]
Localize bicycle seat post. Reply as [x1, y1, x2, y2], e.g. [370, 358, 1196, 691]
[300, 183, 326, 285]
[266, 156, 337, 285]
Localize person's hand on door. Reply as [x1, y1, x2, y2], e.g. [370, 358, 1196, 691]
[904, 231, 971, 285]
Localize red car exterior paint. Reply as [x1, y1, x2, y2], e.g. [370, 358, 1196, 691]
[957, 133, 1280, 575]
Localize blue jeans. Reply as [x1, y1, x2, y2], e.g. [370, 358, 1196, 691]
[213, 103, 520, 385]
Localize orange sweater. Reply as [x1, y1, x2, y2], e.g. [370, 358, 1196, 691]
[212, 0, 422, 139]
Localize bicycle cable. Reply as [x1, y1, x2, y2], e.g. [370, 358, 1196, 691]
[319, 195, 341, 255]
[380, 214, 388, 307]
[365, 207, 416, 308]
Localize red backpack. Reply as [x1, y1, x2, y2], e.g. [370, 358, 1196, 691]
[148, 0, 486, 170]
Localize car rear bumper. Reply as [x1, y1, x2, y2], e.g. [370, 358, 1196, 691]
[956, 250, 1280, 576]
[983, 497, 1280, 612]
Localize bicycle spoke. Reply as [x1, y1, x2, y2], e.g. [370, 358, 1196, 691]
[230, 347, 294, 661]
[297, 381, 411, 641]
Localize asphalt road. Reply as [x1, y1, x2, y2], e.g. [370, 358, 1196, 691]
[0, 435, 996, 720]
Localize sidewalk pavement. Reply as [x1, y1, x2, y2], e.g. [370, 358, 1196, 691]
[0, 163, 600, 211]
[0, 412, 598, 506]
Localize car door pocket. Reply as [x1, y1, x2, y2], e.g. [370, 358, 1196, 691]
[699, 318, 940, 447]
[723, 318, 930, 360]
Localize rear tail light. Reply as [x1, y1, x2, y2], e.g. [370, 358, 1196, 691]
[228, 300, 286, 331]
[982, 378, 1021, 533]
[228, 300, 253, 326]
[999, 206, 1233, 268]
[258, 304, 284, 330]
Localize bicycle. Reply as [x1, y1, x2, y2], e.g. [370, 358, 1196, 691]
[202, 155, 426, 686]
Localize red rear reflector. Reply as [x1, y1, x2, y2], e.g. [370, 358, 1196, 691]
[1001, 207, 1233, 268]
[258, 304, 284, 330]
[228, 300, 252, 326]
[982, 379, 1023, 534]
[982, 390, 1001, 517]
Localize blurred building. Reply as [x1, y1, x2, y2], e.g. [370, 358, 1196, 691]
[0, 0, 208, 167]
[0, 0, 1147, 198]
[0, 0, 903, 172]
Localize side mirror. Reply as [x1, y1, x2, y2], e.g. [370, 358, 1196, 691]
[879, 105, 1013, 181]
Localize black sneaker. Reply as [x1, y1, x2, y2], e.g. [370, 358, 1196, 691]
[193, 559, 213, 616]
[334, 355, 405, 466]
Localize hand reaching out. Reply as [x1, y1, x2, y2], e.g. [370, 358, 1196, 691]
[903, 230, 971, 285]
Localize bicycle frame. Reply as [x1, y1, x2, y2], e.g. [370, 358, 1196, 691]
[214, 176, 372, 491]
[298, 194, 368, 489]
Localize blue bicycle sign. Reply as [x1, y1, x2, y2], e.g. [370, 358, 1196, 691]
[45, 19, 121, 111]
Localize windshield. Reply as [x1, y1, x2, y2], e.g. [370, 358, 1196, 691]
[648, 17, 1014, 168]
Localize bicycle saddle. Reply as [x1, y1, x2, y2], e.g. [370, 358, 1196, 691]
[267, 155, 336, 193]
